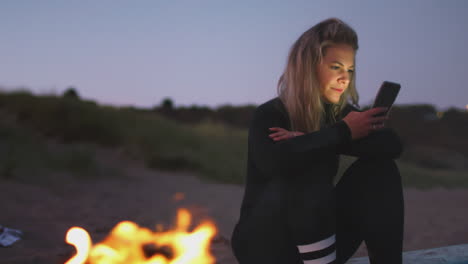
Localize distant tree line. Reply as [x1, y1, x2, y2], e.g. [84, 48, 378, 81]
[2, 86, 468, 171]
[153, 97, 257, 129]
[58, 90, 468, 168]
[56, 92, 468, 156]
[63, 86, 80, 100]
[155, 97, 468, 167]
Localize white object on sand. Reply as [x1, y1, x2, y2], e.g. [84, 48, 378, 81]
[0, 225, 23, 247]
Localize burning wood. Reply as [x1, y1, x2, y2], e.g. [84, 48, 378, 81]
[64, 208, 217, 264]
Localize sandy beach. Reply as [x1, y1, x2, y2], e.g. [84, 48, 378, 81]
[1, 148, 467, 264]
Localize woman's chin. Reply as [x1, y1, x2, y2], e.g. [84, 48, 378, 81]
[321, 94, 341, 104]
[325, 98, 340, 104]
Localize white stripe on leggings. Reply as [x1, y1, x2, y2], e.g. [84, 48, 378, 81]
[303, 251, 336, 264]
[297, 234, 336, 253]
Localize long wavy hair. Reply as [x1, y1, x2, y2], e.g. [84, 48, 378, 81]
[277, 18, 359, 133]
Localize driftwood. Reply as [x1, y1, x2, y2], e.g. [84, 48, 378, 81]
[348, 244, 468, 264]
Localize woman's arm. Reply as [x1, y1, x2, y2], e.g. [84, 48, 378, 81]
[268, 104, 404, 159]
[249, 104, 351, 178]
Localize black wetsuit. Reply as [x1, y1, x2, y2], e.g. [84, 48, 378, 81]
[231, 97, 404, 264]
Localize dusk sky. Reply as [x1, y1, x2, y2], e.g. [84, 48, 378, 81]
[1, 1, 467, 110]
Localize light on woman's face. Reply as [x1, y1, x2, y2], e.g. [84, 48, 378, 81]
[316, 44, 355, 104]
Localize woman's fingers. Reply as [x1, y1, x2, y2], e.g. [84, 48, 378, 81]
[272, 135, 290, 141]
[269, 127, 304, 141]
[269, 128, 289, 139]
[370, 121, 386, 130]
[270, 134, 289, 141]
[269, 131, 293, 140]
[268, 132, 283, 138]
[376, 123, 386, 130]
[366, 107, 388, 116]
[370, 115, 388, 123]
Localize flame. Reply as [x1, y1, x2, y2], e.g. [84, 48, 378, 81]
[65, 227, 91, 264]
[64, 208, 217, 264]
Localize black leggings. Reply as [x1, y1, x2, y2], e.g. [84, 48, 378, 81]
[231, 158, 404, 264]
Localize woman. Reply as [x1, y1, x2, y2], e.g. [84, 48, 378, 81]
[231, 18, 404, 264]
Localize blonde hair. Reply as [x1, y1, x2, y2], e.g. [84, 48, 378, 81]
[277, 18, 359, 133]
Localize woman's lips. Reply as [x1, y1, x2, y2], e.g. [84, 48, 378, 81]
[331, 88, 344, 93]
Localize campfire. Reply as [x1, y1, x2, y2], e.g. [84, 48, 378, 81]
[64, 208, 217, 264]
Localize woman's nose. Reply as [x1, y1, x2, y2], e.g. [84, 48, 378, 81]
[338, 71, 351, 84]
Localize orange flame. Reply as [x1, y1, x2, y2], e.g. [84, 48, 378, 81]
[64, 208, 217, 264]
[65, 227, 91, 264]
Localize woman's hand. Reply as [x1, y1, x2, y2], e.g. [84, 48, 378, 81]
[268, 127, 304, 141]
[342, 107, 389, 140]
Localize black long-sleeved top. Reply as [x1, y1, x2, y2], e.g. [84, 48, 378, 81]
[238, 97, 403, 220]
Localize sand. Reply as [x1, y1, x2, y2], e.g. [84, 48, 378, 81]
[1, 148, 467, 264]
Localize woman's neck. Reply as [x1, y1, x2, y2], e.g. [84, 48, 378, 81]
[322, 102, 336, 125]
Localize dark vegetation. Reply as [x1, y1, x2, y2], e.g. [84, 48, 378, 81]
[154, 97, 257, 129]
[156, 98, 468, 171]
[0, 89, 247, 184]
[0, 88, 467, 188]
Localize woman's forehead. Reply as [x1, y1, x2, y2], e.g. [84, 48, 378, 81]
[323, 44, 355, 66]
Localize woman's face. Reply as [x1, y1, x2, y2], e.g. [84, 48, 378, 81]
[316, 44, 355, 104]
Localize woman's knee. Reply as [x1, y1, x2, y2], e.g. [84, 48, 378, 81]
[338, 157, 401, 190]
[347, 157, 399, 177]
[353, 157, 397, 170]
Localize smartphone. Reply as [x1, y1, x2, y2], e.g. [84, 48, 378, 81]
[372, 81, 401, 117]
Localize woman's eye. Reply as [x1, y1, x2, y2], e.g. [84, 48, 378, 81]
[348, 69, 355, 74]
[330, 66, 340, 70]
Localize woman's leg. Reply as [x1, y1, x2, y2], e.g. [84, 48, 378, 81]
[286, 182, 338, 264]
[335, 157, 404, 264]
[231, 178, 302, 264]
